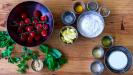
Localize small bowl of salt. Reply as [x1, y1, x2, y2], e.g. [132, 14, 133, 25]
[61, 11, 76, 25]
[90, 60, 105, 75]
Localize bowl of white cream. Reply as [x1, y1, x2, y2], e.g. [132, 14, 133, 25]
[104, 46, 132, 73]
[77, 11, 104, 38]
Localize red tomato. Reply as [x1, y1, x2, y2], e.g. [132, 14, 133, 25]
[25, 18, 31, 24]
[28, 36, 33, 43]
[17, 27, 23, 33]
[41, 30, 47, 37]
[30, 32, 36, 38]
[19, 21, 25, 27]
[40, 15, 47, 22]
[26, 26, 33, 32]
[35, 34, 41, 41]
[33, 10, 42, 17]
[44, 24, 49, 30]
[21, 13, 27, 19]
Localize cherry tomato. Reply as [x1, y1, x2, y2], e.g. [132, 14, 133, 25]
[21, 33, 28, 40]
[44, 24, 49, 30]
[21, 13, 27, 19]
[26, 26, 33, 32]
[28, 36, 33, 43]
[40, 15, 47, 22]
[19, 21, 25, 27]
[20, 37, 25, 42]
[33, 10, 42, 18]
[30, 32, 36, 38]
[17, 27, 23, 33]
[25, 18, 31, 24]
[36, 23, 43, 32]
[41, 30, 47, 37]
[35, 34, 41, 41]
[33, 19, 38, 24]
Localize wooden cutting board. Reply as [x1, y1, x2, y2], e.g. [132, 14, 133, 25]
[0, 0, 133, 75]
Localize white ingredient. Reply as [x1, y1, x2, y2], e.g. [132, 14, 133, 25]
[33, 59, 43, 71]
[77, 11, 104, 38]
[108, 51, 128, 70]
[64, 15, 73, 24]
[93, 47, 104, 58]
[91, 62, 103, 73]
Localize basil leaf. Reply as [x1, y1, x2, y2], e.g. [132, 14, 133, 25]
[8, 57, 20, 64]
[17, 60, 29, 73]
[45, 54, 56, 71]
[1, 46, 14, 58]
[22, 47, 33, 54]
[58, 57, 68, 65]
[39, 44, 49, 54]
[50, 48, 62, 59]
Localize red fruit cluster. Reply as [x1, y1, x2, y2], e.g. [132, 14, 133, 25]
[15, 10, 49, 44]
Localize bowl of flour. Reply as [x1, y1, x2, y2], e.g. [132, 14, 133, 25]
[77, 11, 104, 38]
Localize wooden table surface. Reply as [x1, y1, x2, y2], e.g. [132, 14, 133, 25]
[0, 0, 133, 75]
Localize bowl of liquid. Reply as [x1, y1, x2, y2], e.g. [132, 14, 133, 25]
[105, 46, 132, 73]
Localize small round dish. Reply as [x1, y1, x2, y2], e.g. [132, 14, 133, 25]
[101, 35, 114, 48]
[86, 1, 99, 11]
[90, 60, 105, 75]
[61, 11, 76, 25]
[72, 0, 85, 14]
[59, 26, 78, 44]
[99, 6, 110, 17]
[31, 59, 44, 72]
[92, 46, 104, 59]
[105, 46, 132, 74]
[77, 11, 104, 38]
[7, 1, 54, 47]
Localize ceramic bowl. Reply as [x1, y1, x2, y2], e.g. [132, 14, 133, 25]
[7, 1, 54, 47]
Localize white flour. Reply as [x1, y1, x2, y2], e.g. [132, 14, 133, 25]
[77, 11, 104, 38]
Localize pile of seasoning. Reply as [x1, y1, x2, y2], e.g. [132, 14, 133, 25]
[92, 46, 104, 59]
[73, 1, 85, 14]
[60, 26, 78, 44]
[90, 61, 104, 75]
[61, 11, 76, 25]
[31, 59, 44, 72]
[86, 1, 98, 11]
[100, 7, 110, 17]
[101, 35, 114, 48]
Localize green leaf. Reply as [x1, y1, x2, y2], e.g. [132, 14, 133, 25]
[54, 62, 61, 70]
[17, 60, 29, 73]
[45, 54, 56, 71]
[39, 44, 49, 54]
[50, 48, 62, 59]
[0, 31, 15, 48]
[8, 57, 20, 64]
[31, 52, 39, 60]
[58, 57, 68, 65]
[22, 47, 33, 54]
[17, 69, 26, 74]
[1, 46, 14, 58]
[0, 41, 7, 48]
[21, 55, 31, 61]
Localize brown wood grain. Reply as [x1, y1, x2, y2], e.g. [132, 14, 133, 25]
[0, 0, 133, 75]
